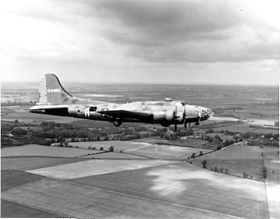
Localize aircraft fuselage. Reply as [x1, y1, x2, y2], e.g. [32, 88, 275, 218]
[30, 74, 214, 130]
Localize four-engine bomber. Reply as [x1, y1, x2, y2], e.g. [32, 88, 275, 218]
[30, 74, 214, 131]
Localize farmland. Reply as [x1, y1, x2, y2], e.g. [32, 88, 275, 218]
[1, 82, 278, 218]
[191, 143, 279, 182]
[133, 136, 209, 148]
[1, 157, 85, 171]
[1, 144, 100, 157]
[213, 123, 279, 134]
[69, 140, 211, 160]
[1, 160, 269, 219]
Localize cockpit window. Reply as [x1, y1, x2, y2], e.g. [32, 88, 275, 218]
[89, 106, 97, 111]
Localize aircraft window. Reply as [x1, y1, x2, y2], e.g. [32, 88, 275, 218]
[89, 106, 97, 111]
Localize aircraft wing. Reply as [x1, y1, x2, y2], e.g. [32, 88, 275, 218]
[98, 110, 151, 121]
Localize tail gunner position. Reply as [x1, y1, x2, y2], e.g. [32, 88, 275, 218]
[30, 74, 214, 131]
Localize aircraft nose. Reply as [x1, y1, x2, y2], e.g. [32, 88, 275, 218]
[199, 107, 214, 121]
[207, 108, 214, 117]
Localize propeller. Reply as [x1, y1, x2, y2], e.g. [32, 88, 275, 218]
[184, 120, 188, 129]
[113, 120, 122, 127]
[183, 106, 187, 129]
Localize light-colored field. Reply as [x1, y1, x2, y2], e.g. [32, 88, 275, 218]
[1, 177, 236, 219]
[83, 151, 148, 159]
[134, 137, 209, 148]
[1, 144, 100, 157]
[2, 161, 269, 218]
[1, 141, 275, 218]
[262, 146, 280, 219]
[71, 163, 269, 219]
[69, 140, 148, 150]
[71, 141, 211, 160]
[210, 116, 240, 122]
[27, 159, 174, 179]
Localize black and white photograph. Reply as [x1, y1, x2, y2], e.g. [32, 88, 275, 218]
[1, 0, 279, 218]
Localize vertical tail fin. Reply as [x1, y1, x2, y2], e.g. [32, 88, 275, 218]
[38, 74, 74, 105]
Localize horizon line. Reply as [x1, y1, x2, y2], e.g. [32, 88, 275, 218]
[1, 80, 279, 87]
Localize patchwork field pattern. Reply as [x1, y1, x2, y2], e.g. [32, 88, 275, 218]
[192, 143, 268, 180]
[71, 141, 211, 160]
[1, 142, 272, 218]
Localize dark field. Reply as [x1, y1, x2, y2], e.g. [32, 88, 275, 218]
[1, 156, 85, 171]
[1, 200, 62, 218]
[1, 170, 45, 191]
[191, 143, 279, 182]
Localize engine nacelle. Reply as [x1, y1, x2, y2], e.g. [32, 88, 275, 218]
[113, 120, 123, 127]
[68, 105, 85, 117]
[153, 110, 174, 122]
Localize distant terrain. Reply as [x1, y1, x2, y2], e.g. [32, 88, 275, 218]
[1, 82, 279, 218]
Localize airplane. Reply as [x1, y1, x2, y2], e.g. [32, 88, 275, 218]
[29, 74, 214, 131]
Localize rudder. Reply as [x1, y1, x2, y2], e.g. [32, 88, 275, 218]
[38, 74, 74, 105]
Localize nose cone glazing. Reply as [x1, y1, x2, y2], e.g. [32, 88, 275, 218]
[200, 107, 214, 121]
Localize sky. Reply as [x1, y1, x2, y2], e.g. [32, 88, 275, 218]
[1, 0, 280, 85]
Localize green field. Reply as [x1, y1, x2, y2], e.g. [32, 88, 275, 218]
[71, 162, 269, 219]
[70, 140, 211, 160]
[1, 200, 62, 218]
[191, 143, 272, 181]
[1, 143, 271, 218]
[213, 123, 279, 134]
[1, 170, 45, 191]
[263, 147, 280, 183]
[133, 137, 209, 148]
[1, 144, 100, 157]
[1, 106, 79, 123]
[206, 133, 233, 141]
[1, 157, 85, 171]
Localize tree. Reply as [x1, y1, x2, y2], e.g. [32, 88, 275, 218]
[201, 160, 207, 169]
[262, 167, 267, 179]
[12, 128, 28, 136]
[109, 146, 114, 152]
[214, 135, 222, 144]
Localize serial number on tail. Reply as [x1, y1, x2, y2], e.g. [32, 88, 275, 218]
[47, 88, 61, 93]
